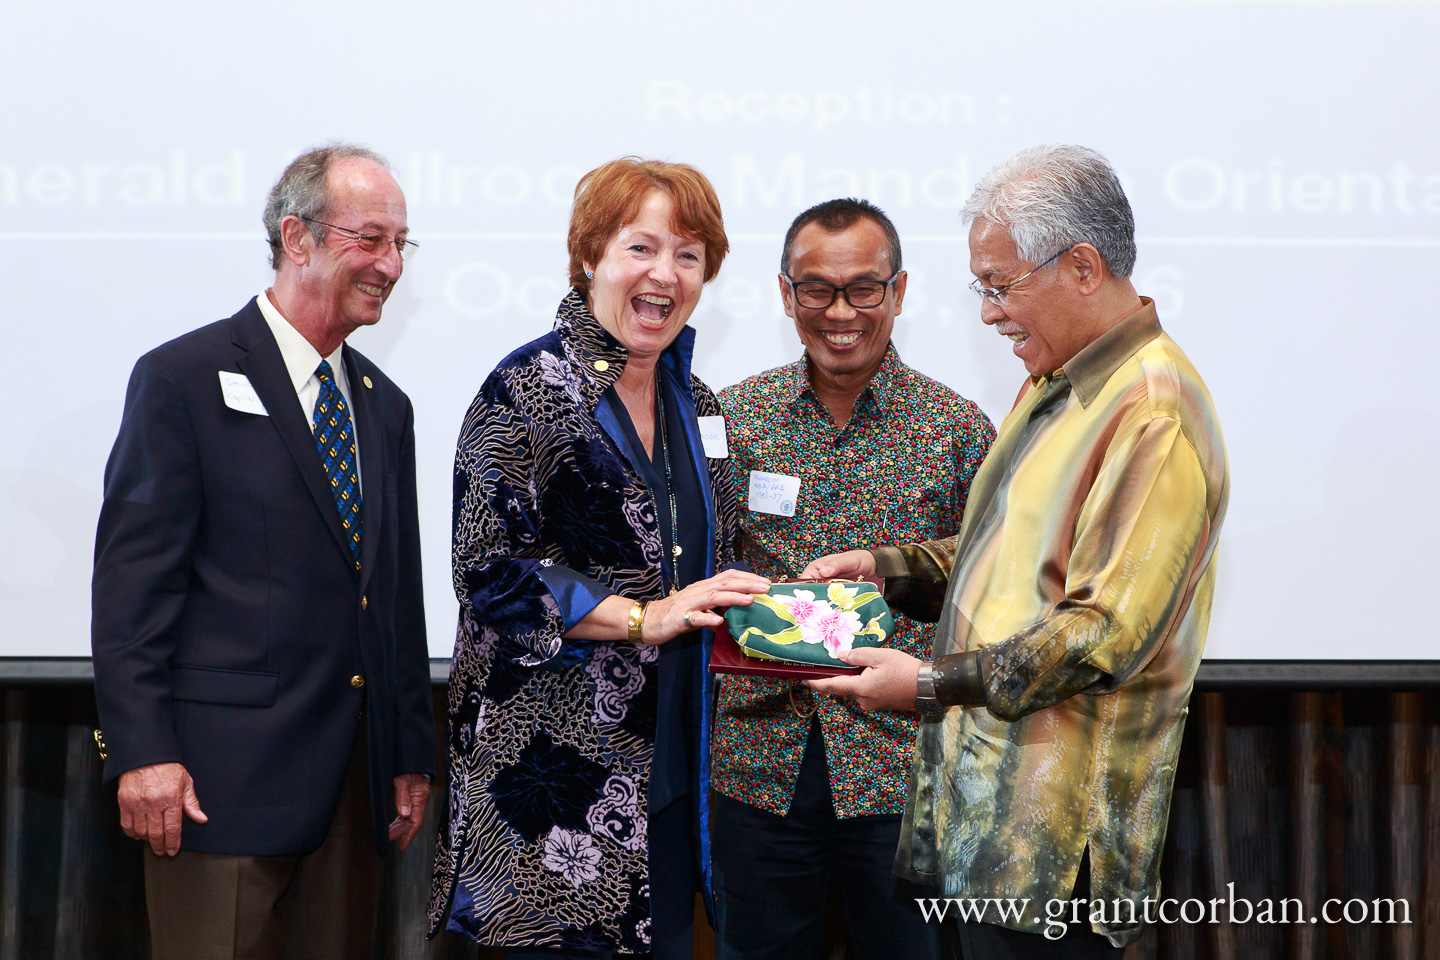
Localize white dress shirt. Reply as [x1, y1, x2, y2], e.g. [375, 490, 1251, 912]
[256, 290, 362, 489]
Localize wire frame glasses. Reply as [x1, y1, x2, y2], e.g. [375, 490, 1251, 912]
[968, 246, 1071, 305]
[302, 217, 419, 262]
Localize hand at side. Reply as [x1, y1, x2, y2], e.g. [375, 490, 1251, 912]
[389, 773, 431, 851]
[117, 762, 208, 856]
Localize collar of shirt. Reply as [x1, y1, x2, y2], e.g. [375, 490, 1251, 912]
[255, 291, 362, 488]
[255, 290, 351, 410]
[552, 287, 699, 412]
[1058, 297, 1163, 408]
[780, 341, 904, 419]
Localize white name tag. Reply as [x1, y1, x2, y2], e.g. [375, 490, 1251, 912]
[219, 371, 268, 416]
[697, 416, 728, 458]
[747, 470, 800, 517]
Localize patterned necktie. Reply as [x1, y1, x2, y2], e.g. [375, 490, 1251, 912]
[312, 360, 362, 570]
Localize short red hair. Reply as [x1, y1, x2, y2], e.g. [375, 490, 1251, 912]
[567, 157, 729, 296]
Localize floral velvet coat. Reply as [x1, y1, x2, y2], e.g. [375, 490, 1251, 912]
[428, 290, 740, 952]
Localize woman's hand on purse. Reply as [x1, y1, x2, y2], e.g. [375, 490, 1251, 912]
[798, 549, 876, 582]
[639, 570, 771, 646]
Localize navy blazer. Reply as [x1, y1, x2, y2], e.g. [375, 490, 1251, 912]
[91, 297, 434, 856]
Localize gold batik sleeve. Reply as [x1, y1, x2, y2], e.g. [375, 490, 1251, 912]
[872, 538, 957, 623]
[977, 416, 1210, 721]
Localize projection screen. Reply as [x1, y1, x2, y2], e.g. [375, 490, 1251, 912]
[3, 0, 1437, 660]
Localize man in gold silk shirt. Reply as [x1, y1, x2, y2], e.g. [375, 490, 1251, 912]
[807, 145, 1229, 957]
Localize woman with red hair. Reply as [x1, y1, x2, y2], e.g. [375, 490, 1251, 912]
[430, 158, 768, 959]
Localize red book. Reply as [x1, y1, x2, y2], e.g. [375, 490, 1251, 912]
[707, 578, 884, 681]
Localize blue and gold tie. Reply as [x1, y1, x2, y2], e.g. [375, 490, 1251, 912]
[312, 360, 362, 570]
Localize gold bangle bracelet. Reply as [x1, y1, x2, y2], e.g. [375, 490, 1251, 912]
[627, 600, 649, 644]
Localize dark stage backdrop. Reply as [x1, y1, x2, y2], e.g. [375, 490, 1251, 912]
[1, 686, 1437, 960]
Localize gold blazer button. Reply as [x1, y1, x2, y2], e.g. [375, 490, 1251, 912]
[363, 376, 373, 389]
[351, 675, 366, 688]
[593, 359, 609, 372]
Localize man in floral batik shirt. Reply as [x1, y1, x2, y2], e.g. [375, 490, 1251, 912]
[711, 199, 994, 960]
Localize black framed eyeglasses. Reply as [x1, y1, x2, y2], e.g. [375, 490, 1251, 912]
[784, 273, 899, 310]
[968, 246, 1071, 305]
[301, 217, 419, 262]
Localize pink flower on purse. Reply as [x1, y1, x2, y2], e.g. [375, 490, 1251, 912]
[775, 589, 824, 627]
[801, 608, 864, 658]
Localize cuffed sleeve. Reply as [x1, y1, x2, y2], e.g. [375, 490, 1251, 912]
[451, 391, 570, 666]
[536, 564, 613, 632]
[932, 650, 986, 707]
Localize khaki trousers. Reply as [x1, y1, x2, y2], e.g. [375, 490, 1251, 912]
[144, 729, 381, 960]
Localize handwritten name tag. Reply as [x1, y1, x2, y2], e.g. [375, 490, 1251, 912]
[697, 416, 728, 458]
[747, 470, 800, 517]
[219, 371, 268, 416]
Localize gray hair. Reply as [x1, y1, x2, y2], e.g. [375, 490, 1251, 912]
[263, 143, 392, 269]
[962, 145, 1136, 279]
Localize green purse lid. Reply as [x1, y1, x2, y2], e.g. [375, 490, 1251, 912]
[723, 581, 895, 666]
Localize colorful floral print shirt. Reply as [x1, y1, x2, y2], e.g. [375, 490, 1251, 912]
[713, 346, 994, 818]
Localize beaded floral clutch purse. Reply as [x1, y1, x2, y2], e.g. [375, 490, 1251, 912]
[721, 580, 895, 668]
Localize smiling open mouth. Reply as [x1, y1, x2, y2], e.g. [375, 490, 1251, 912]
[356, 282, 385, 297]
[633, 294, 673, 322]
[823, 331, 860, 346]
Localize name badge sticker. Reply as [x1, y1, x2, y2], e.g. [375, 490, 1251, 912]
[219, 371, 269, 416]
[747, 470, 801, 517]
[697, 416, 728, 458]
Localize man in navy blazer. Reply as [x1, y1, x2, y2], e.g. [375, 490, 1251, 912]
[92, 143, 434, 958]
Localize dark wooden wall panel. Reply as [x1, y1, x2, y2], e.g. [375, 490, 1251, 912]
[1, 687, 1436, 960]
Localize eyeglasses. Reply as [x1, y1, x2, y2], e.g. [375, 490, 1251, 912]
[301, 217, 419, 262]
[968, 246, 1070, 305]
[784, 274, 899, 310]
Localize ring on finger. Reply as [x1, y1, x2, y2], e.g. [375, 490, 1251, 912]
[683, 611, 693, 629]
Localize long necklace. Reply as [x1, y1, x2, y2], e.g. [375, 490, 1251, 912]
[654, 380, 683, 590]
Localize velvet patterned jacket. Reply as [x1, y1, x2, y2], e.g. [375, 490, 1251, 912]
[428, 290, 740, 952]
